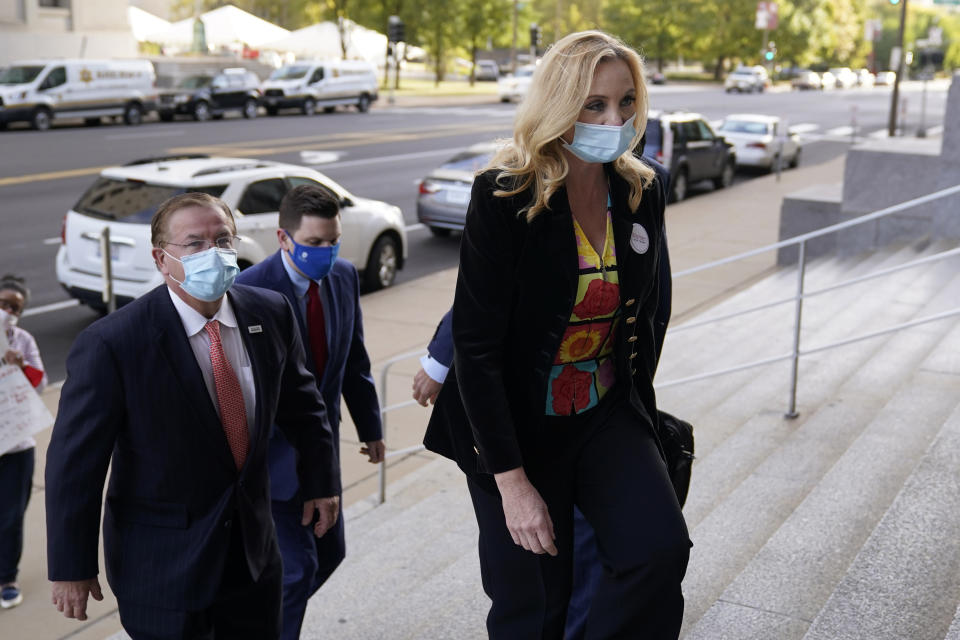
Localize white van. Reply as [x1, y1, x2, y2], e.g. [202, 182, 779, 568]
[0, 59, 156, 131]
[261, 60, 379, 115]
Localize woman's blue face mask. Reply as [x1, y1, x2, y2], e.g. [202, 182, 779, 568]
[561, 114, 637, 164]
[286, 231, 340, 281]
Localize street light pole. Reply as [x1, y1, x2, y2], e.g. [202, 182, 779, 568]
[511, 0, 518, 73]
[888, 0, 908, 137]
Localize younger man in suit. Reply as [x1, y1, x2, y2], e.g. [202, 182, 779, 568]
[236, 184, 384, 640]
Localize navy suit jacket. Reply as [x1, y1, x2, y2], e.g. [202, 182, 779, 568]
[45, 284, 340, 610]
[236, 251, 382, 501]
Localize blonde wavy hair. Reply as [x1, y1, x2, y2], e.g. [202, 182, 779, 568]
[487, 30, 655, 220]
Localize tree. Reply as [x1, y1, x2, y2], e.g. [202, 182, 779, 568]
[463, 0, 513, 85]
[603, 0, 685, 72]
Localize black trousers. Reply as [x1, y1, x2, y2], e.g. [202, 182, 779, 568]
[118, 520, 282, 640]
[0, 447, 34, 584]
[467, 404, 690, 639]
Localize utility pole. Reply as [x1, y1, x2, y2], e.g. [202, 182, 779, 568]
[888, 0, 908, 137]
[510, 0, 518, 73]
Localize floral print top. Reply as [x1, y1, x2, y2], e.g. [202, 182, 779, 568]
[545, 203, 620, 416]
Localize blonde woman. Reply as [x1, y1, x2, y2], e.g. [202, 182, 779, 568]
[424, 30, 690, 638]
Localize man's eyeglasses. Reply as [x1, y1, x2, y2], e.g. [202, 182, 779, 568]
[163, 236, 239, 254]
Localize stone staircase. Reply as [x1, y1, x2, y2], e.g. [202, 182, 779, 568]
[299, 238, 960, 640]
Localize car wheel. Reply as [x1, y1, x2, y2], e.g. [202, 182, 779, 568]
[31, 108, 52, 131]
[123, 103, 143, 125]
[429, 226, 452, 238]
[671, 169, 688, 203]
[193, 101, 211, 122]
[363, 235, 400, 291]
[356, 94, 371, 113]
[714, 161, 735, 189]
[323, 106, 336, 114]
[266, 106, 279, 116]
[243, 99, 258, 119]
[302, 98, 316, 116]
[789, 148, 801, 169]
[159, 112, 175, 122]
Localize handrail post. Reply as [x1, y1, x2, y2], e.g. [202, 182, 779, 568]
[100, 227, 116, 314]
[785, 240, 807, 419]
[377, 361, 391, 504]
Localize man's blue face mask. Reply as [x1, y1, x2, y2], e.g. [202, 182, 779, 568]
[561, 114, 638, 164]
[285, 231, 340, 281]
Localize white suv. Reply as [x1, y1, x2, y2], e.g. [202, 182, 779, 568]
[56, 155, 407, 310]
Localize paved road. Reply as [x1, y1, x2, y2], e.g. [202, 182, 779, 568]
[1, 80, 949, 381]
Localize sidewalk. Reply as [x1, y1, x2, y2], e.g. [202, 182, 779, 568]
[1, 153, 845, 640]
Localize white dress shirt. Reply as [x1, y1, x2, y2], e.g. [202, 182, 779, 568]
[420, 354, 449, 384]
[167, 288, 256, 435]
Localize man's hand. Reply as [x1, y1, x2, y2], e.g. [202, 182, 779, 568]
[51, 578, 103, 621]
[3, 349, 24, 368]
[302, 496, 340, 538]
[494, 467, 557, 556]
[412, 368, 443, 406]
[360, 440, 386, 464]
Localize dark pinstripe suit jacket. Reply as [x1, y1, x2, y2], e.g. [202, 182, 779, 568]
[44, 284, 340, 609]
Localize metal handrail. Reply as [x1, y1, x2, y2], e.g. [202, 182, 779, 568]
[372, 183, 960, 502]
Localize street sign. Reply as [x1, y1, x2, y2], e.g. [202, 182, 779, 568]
[756, 2, 779, 30]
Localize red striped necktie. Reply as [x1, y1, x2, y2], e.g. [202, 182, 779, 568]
[205, 320, 249, 469]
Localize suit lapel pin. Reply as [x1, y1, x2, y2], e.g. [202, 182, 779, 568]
[630, 223, 650, 255]
[248, 325, 263, 334]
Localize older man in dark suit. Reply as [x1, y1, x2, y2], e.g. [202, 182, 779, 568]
[45, 193, 340, 639]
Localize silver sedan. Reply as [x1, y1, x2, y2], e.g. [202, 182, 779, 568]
[716, 114, 801, 171]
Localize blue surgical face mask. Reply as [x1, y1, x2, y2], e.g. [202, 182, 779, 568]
[561, 114, 637, 164]
[285, 231, 339, 281]
[164, 247, 239, 302]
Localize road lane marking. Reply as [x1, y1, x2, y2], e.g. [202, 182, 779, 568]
[106, 130, 186, 140]
[790, 123, 820, 134]
[0, 165, 110, 187]
[324, 148, 457, 170]
[405, 223, 425, 232]
[0, 120, 510, 188]
[22, 299, 80, 317]
[43, 237, 61, 245]
[825, 126, 854, 137]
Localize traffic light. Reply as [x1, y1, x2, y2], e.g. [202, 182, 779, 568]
[530, 23, 542, 49]
[387, 15, 405, 44]
[764, 41, 776, 61]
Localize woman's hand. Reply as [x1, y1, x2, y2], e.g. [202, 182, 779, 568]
[494, 467, 557, 556]
[3, 349, 24, 368]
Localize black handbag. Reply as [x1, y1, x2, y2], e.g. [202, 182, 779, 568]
[657, 411, 695, 507]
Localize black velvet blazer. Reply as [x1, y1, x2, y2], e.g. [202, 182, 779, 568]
[424, 160, 670, 478]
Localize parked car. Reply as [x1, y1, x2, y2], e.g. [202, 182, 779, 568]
[875, 71, 896, 86]
[0, 58, 156, 131]
[417, 142, 500, 235]
[716, 114, 801, 171]
[828, 67, 858, 89]
[475, 60, 500, 81]
[724, 67, 767, 93]
[818, 70, 837, 90]
[56, 155, 407, 308]
[498, 65, 536, 102]
[856, 68, 875, 87]
[646, 70, 666, 85]
[791, 70, 822, 90]
[157, 68, 261, 121]
[260, 60, 379, 115]
[642, 111, 736, 202]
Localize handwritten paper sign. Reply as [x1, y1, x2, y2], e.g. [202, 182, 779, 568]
[0, 364, 54, 455]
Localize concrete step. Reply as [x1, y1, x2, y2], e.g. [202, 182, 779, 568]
[301, 459, 478, 639]
[944, 604, 960, 640]
[678, 260, 960, 633]
[687, 353, 960, 639]
[681, 258, 960, 531]
[801, 400, 960, 640]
